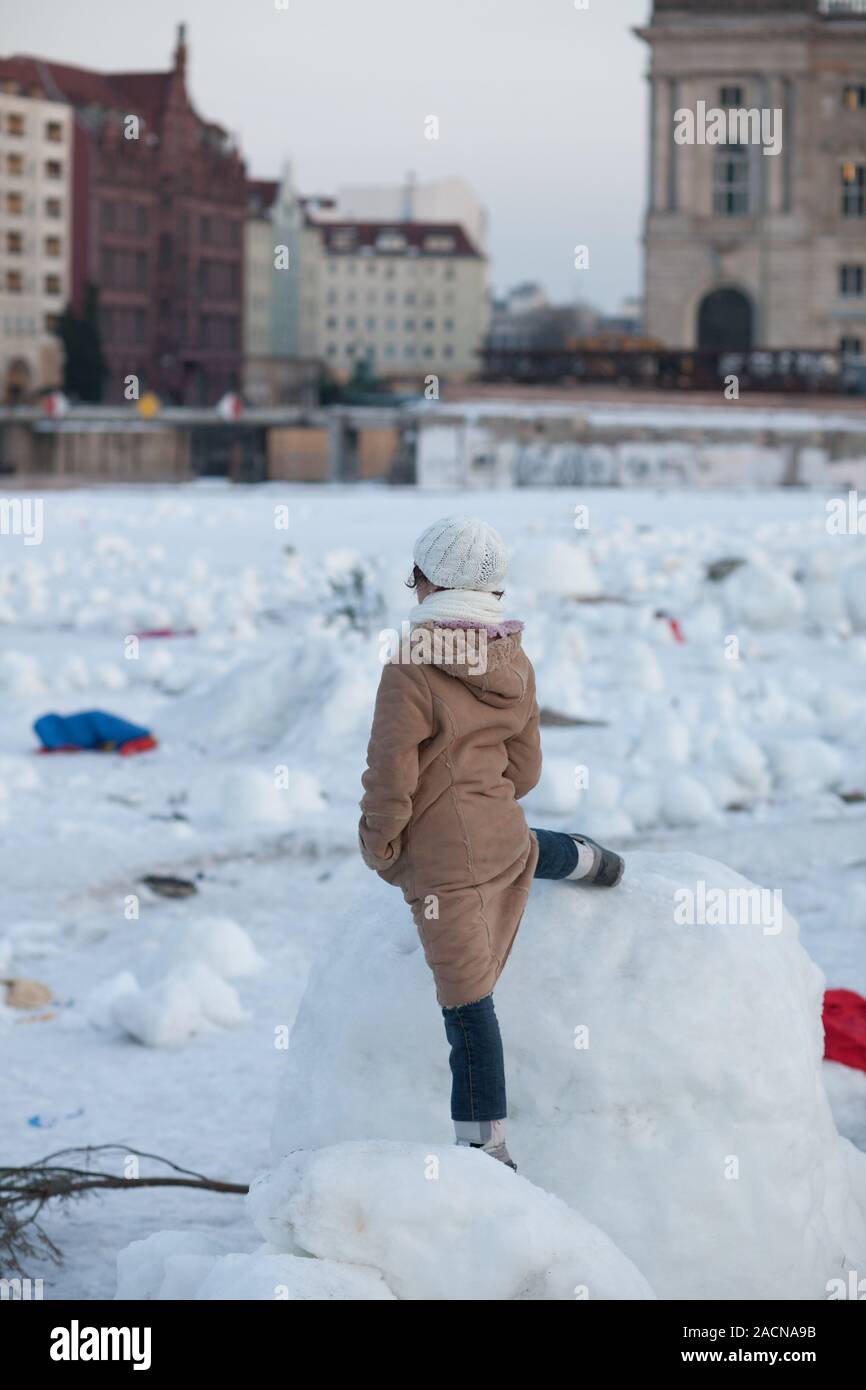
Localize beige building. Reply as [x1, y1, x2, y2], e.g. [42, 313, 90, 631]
[298, 216, 489, 382]
[639, 0, 866, 355]
[0, 89, 72, 400]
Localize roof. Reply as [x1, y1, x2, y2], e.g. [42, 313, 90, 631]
[246, 178, 279, 213]
[312, 220, 483, 258]
[0, 53, 227, 138]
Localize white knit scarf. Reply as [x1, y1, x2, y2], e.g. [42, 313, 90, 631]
[409, 588, 505, 628]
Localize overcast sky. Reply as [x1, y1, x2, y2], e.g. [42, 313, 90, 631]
[2, 0, 651, 311]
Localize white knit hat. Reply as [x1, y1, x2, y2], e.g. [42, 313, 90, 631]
[413, 515, 508, 592]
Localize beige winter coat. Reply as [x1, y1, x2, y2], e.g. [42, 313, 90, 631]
[358, 624, 541, 1008]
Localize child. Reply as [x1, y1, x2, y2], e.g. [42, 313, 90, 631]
[359, 516, 624, 1172]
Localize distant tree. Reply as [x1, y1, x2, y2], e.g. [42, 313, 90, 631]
[57, 283, 106, 402]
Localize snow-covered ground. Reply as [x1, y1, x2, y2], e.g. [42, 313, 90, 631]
[2, 480, 865, 1299]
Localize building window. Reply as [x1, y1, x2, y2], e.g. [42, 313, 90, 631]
[840, 264, 864, 297]
[842, 163, 865, 217]
[6, 111, 25, 136]
[44, 273, 61, 295]
[100, 200, 115, 231]
[44, 235, 61, 256]
[345, 317, 356, 329]
[443, 318, 454, 332]
[44, 313, 59, 332]
[404, 344, 415, 358]
[404, 318, 416, 331]
[5, 270, 23, 293]
[6, 231, 23, 254]
[423, 346, 434, 359]
[6, 191, 23, 214]
[326, 316, 338, 329]
[840, 335, 863, 357]
[327, 344, 337, 357]
[423, 317, 435, 331]
[719, 85, 744, 109]
[385, 290, 396, 305]
[443, 345, 454, 359]
[405, 292, 416, 305]
[45, 119, 64, 142]
[384, 344, 395, 358]
[45, 197, 61, 218]
[365, 317, 376, 331]
[424, 234, 455, 253]
[713, 145, 750, 216]
[7, 152, 24, 175]
[44, 159, 63, 179]
[326, 289, 337, 304]
[843, 85, 866, 111]
[137, 205, 148, 235]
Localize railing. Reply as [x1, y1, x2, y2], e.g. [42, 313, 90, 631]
[478, 346, 864, 395]
[653, 0, 866, 12]
[654, 1, 814, 12]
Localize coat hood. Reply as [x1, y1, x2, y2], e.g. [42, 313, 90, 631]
[412, 621, 528, 707]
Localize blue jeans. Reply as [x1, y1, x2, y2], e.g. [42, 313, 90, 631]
[441, 828, 579, 1121]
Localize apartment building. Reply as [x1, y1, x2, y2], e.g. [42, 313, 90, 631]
[0, 88, 72, 401]
[299, 217, 489, 382]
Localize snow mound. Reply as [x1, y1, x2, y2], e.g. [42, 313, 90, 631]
[271, 851, 866, 1300]
[108, 962, 245, 1047]
[723, 560, 805, 629]
[115, 1230, 394, 1301]
[116, 1142, 653, 1301]
[248, 1141, 654, 1300]
[509, 538, 601, 598]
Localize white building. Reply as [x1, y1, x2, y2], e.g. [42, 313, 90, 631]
[0, 89, 72, 400]
[298, 215, 489, 383]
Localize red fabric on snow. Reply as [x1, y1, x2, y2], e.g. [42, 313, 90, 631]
[823, 989, 866, 1073]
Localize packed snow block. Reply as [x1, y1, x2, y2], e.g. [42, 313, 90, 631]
[115, 1231, 394, 1301]
[249, 1141, 654, 1301]
[272, 853, 866, 1300]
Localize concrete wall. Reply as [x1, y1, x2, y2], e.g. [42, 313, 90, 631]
[1, 424, 191, 480]
[416, 417, 866, 490]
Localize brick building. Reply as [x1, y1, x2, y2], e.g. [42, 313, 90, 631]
[0, 26, 247, 404]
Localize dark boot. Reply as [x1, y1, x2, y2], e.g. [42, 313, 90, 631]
[567, 834, 625, 887]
